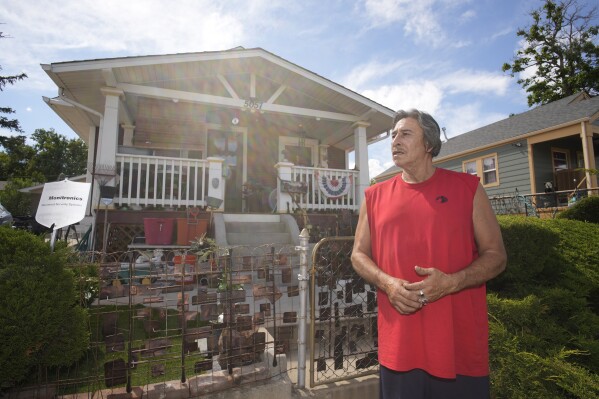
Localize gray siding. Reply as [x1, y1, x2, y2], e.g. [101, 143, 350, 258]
[436, 143, 531, 196]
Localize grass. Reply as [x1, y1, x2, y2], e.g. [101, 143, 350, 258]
[45, 304, 213, 395]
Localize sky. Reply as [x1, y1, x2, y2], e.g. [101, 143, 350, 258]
[2, 0, 595, 178]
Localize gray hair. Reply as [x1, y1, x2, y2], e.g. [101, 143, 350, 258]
[392, 109, 442, 157]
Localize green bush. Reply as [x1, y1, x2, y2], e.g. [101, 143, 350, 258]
[0, 178, 34, 216]
[0, 228, 89, 389]
[488, 216, 599, 398]
[556, 195, 599, 223]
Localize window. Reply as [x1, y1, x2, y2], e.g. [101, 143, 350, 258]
[462, 153, 499, 187]
[551, 148, 570, 173]
[464, 160, 477, 175]
[279, 136, 318, 167]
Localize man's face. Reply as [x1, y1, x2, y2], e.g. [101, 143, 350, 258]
[391, 117, 430, 168]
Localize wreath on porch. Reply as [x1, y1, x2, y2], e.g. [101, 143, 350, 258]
[315, 172, 353, 199]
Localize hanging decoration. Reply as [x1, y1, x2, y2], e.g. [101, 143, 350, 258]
[316, 172, 352, 199]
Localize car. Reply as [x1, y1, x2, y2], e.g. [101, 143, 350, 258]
[0, 202, 13, 227]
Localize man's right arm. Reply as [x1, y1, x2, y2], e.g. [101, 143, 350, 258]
[351, 201, 422, 314]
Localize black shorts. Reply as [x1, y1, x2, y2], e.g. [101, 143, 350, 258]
[379, 365, 490, 399]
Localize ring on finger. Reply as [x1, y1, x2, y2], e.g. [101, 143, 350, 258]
[419, 289, 424, 297]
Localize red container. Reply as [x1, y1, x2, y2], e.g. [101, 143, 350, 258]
[143, 218, 175, 245]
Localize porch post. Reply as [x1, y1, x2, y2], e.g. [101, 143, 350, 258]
[207, 157, 225, 211]
[86, 125, 98, 216]
[580, 122, 598, 193]
[318, 144, 329, 168]
[353, 121, 370, 207]
[97, 87, 123, 187]
[275, 162, 294, 213]
[122, 124, 135, 146]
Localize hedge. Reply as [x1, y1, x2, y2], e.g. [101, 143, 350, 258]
[489, 216, 599, 398]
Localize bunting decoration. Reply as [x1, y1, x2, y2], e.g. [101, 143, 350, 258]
[316, 172, 352, 199]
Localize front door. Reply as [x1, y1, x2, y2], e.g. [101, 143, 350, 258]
[207, 129, 245, 212]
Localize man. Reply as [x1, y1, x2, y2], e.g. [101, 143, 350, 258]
[351, 109, 507, 398]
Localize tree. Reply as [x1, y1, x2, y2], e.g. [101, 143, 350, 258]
[0, 178, 34, 216]
[502, 0, 599, 106]
[0, 135, 36, 181]
[0, 228, 89, 388]
[1, 31, 27, 134]
[28, 128, 88, 181]
[0, 129, 87, 182]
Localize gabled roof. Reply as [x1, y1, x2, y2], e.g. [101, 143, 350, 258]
[376, 92, 599, 179]
[437, 92, 599, 158]
[42, 47, 395, 151]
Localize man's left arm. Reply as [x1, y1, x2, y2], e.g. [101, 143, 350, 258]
[405, 183, 507, 302]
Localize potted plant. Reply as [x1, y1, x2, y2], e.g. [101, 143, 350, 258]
[190, 233, 218, 260]
[190, 233, 245, 302]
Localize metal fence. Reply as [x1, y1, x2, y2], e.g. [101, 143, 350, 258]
[489, 188, 598, 218]
[9, 245, 304, 398]
[309, 237, 378, 387]
[7, 234, 379, 397]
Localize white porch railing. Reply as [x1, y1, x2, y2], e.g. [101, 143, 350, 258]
[115, 154, 210, 208]
[278, 164, 359, 212]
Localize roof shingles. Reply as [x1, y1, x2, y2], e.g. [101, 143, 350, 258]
[377, 92, 599, 179]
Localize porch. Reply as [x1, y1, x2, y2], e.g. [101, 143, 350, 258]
[113, 153, 360, 214]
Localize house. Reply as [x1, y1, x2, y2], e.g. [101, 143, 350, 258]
[41, 47, 395, 250]
[375, 92, 599, 208]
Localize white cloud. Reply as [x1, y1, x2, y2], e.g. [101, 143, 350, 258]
[341, 59, 408, 91]
[491, 27, 513, 40]
[363, 0, 446, 46]
[362, 0, 475, 48]
[368, 157, 394, 178]
[362, 81, 444, 114]
[0, 0, 250, 91]
[439, 102, 505, 138]
[26, 107, 32, 112]
[459, 9, 476, 23]
[440, 69, 511, 95]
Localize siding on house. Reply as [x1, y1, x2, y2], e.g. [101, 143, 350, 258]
[374, 93, 599, 191]
[435, 143, 531, 196]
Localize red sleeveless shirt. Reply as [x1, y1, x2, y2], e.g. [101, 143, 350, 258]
[365, 168, 488, 378]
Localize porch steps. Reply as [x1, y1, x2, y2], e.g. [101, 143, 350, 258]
[213, 213, 300, 248]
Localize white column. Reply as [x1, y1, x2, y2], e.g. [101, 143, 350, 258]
[275, 161, 294, 213]
[87, 125, 98, 215]
[122, 124, 135, 147]
[207, 157, 225, 211]
[580, 122, 598, 193]
[353, 121, 370, 207]
[97, 87, 123, 186]
[318, 144, 329, 168]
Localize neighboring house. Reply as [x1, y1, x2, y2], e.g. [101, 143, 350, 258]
[19, 175, 87, 215]
[375, 92, 599, 207]
[41, 47, 395, 249]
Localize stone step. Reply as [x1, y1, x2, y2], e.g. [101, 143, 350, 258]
[225, 221, 288, 234]
[226, 232, 292, 246]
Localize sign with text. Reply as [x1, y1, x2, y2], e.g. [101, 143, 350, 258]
[36, 180, 91, 229]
